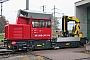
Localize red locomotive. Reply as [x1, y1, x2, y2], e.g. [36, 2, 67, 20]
[4, 10, 53, 51]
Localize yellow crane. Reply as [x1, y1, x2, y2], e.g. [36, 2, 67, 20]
[62, 16, 82, 38]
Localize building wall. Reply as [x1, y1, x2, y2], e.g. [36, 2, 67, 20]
[75, 6, 87, 37]
[87, 6, 90, 40]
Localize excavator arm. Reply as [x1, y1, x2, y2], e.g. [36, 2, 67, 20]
[62, 16, 81, 37]
[67, 16, 80, 23]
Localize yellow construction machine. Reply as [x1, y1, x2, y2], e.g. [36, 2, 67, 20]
[53, 15, 87, 48]
[62, 16, 82, 38]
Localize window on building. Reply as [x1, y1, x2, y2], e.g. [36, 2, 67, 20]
[46, 20, 51, 28]
[32, 20, 44, 28]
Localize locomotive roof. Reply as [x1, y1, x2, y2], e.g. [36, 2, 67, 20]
[17, 9, 53, 19]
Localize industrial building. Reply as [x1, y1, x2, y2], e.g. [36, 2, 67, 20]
[75, 0, 90, 40]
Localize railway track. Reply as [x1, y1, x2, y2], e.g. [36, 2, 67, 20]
[0, 49, 50, 60]
[0, 45, 5, 49]
[0, 49, 31, 59]
[0, 50, 20, 55]
[0, 49, 29, 55]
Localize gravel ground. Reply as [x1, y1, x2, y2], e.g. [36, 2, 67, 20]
[0, 47, 90, 60]
[0, 52, 50, 60]
[1, 55, 44, 60]
[32, 47, 90, 60]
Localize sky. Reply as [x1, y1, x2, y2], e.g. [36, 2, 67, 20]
[1, 0, 80, 30]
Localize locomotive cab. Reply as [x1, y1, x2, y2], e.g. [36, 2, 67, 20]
[16, 10, 52, 40]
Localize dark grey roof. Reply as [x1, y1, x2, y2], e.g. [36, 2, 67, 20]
[17, 9, 53, 19]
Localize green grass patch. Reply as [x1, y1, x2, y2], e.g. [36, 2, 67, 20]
[0, 34, 4, 42]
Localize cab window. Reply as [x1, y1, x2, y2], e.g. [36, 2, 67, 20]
[32, 20, 44, 28]
[46, 20, 51, 28]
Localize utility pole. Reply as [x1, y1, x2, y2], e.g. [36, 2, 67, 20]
[0, 0, 9, 16]
[51, 5, 59, 38]
[40, 5, 46, 12]
[26, 0, 29, 10]
[1, 2, 2, 16]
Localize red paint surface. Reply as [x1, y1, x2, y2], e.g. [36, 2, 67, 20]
[16, 16, 30, 24]
[5, 24, 30, 40]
